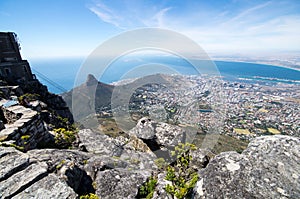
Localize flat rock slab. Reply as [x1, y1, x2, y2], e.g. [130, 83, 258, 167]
[0, 152, 29, 181]
[0, 147, 17, 158]
[0, 163, 47, 198]
[0, 147, 79, 199]
[0, 126, 18, 137]
[6, 105, 34, 115]
[12, 174, 77, 199]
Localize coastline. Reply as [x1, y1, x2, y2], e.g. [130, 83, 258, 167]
[212, 58, 300, 72]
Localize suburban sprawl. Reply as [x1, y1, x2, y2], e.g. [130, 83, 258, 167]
[107, 74, 300, 141]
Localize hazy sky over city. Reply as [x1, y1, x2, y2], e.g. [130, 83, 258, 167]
[1, 0, 300, 59]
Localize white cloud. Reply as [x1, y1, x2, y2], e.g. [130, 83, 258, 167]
[87, 0, 300, 54]
[140, 7, 172, 27]
[88, 4, 124, 29]
[88, 1, 172, 29]
[152, 7, 172, 27]
[222, 1, 272, 27]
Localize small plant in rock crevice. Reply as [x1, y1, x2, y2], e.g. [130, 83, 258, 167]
[54, 127, 77, 149]
[79, 193, 100, 199]
[154, 157, 168, 170]
[138, 176, 158, 199]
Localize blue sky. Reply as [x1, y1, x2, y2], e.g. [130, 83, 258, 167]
[1, 0, 300, 59]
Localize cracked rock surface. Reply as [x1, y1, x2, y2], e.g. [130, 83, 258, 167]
[194, 135, 300, 199]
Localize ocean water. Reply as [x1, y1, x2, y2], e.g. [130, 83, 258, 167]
[30, 56, 300, 94]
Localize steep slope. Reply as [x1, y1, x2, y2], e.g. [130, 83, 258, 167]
[62, 74, 114, 122]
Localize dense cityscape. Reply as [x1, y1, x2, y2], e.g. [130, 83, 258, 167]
[103, 74, 300, 141]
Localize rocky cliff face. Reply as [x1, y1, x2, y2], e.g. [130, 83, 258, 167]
[0, 121, 299, 198]
[21, 80, 74, 122]
[0, 79, 74, 151]
[0, 104, 50, 151]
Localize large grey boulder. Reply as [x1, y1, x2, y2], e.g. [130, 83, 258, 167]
[129, 117, 185, 156]
[190, 148, 214, 171]
[78, 129, 157, 170]
[194, 135, 300, 199]
[78, 129, 123, 156]
[95, 168, 151, 199]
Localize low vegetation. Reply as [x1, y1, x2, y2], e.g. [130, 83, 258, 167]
[165, 143, 199, 199]
[53, 116, 78, 149]
[18, 93, 40, 102]
[138, 143, 200, 199]
[21, 135, 30, 140]
[54, 127, 77, 149]
[193, 133, 249, 154]
[138, 176, 158, 199]
[0, 142, 24, 151]
[79, 193, 100, 199]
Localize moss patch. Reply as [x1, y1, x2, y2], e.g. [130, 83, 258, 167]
[267, 128, 281, 135]
[234, 128, 252, 135]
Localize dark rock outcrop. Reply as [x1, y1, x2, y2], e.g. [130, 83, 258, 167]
[20, 80, 73, 122]
[193, 135, 300, 199]
[0, 78, 74, 151]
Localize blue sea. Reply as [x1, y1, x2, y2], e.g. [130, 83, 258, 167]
[29, 56, 300, 94]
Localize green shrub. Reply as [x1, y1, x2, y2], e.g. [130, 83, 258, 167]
[54, 128, 76, 148]
[164, 143, 199, 199]
[83, 159, 88, 165]
[55, 115, 77, 132]
[138, 176, 157, 199]
[18, 93, 40, 102]
[92, 182, 97, 190]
